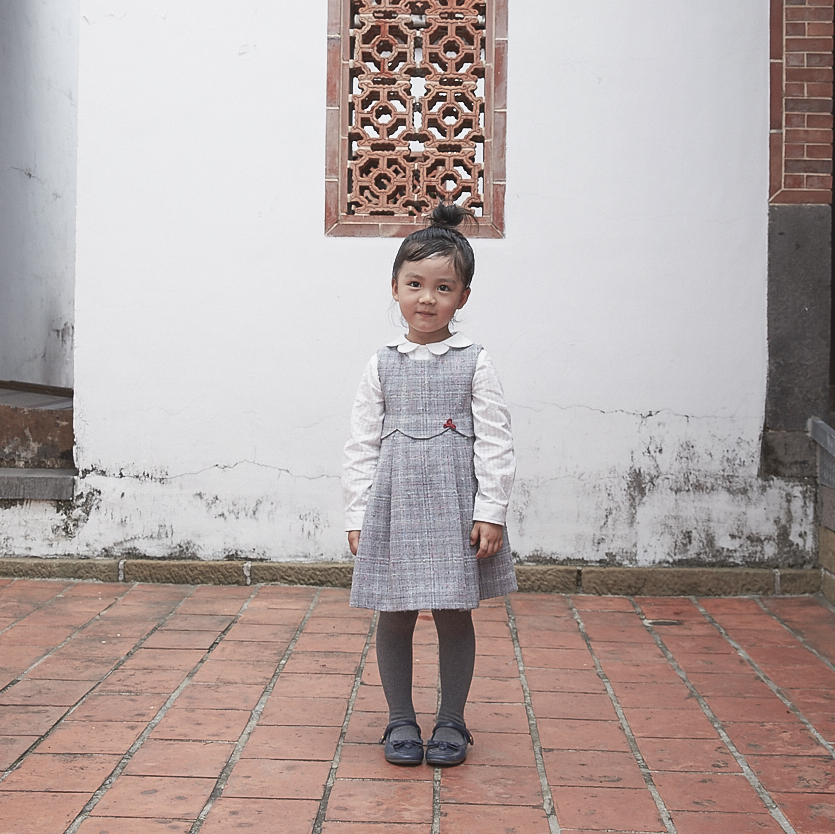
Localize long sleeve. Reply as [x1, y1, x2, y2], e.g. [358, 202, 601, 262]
[342, 354, 384, 531]
[472, 350, 515, 525]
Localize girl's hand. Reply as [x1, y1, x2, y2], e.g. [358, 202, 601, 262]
[470, 521, 503, 559]
[348, 530, 360, 556]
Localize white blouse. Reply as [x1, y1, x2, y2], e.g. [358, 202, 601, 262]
[343, 332, 515, 531]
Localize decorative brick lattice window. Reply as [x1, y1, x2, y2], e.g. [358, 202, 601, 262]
[770, 0, 833, 204]
[325, 0, 507, 237]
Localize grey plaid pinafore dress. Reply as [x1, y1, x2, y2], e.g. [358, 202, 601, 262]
[349, 344, 517, 611]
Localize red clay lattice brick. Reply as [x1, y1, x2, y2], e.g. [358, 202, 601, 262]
[770, 0, 834, 204]
[326, 0, 507, 237]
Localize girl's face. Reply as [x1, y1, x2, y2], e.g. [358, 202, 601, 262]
[392, 256, 470, 344]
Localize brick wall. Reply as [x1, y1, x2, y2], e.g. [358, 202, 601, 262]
[770, 0, 834, 204]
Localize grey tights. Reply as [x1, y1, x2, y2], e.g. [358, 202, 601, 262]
[376, 609, 475, 743]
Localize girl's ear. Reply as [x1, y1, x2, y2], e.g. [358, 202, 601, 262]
[391, 278, 399, 301]
[457, 287, 471, 310]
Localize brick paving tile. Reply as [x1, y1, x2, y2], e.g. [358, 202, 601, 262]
[75, 818, 193, 833]
[281, 651, 362, 676]
[242, 723, 341, 760]
[551, 786, 666, 831]
[173, 683, 263, 711]
[0, 751, 121, 792]
[463, 701, 530, 734]
[619, 707, 721, 739]
[530, 691, 619, 721]
[635, 737, 741, 772]
[705, 695, 796, 723]
[748, 754, 835, 792]
[525, 667, 605, 693]
[724, 720, 827, 757]
[587, 642, 667, 663]
[158, 614, 235, 631]
[521, 647, 596, 670]
[293, 631, 369, 653]
[0, 704, 68, 735]
[189, 659, 276, 685]
[515, 629, 588, 649]
[0, 790, 89, 834]
[471, 653, 518, 677]
[140, 630, 219, 650]
[0, 678, 97, 706]
[542, 749, 646, 788]
[260, 696, 348, 727]
[468, 674, 523, 702]
[223, 757, 332, 800]
[38, 721, 147, 754]
[221, 622, 297, 642]
[271, 672, 355, 699]
[321, 823, 430, 834]
[326, 779, 433, 823]
[538, 717, 631, 752]
[3, 582, 835, 833]
[1, 626, 76, 645]
[209, 641, 287, 664]
[66, 694, 168, 723]
[685, 670, 773, 698]
[96, 667, 191, 693]
[90, 775, 216, 818]
[200, 797, 320, 834]
[652, 771, 769, 813]
[439, 763, 543, 806]
[670, 810, 786, 834]
[336, 742, 434, 780]
[149, 707, 251, 741]
[0, 735, 38, 768]
[599, 660, 683, 685]
[771, 792, 835, 833]
[117, 649, 206, 671]
[609, 681, 696, 708]
[439, 801, 551, 832]
[25, 656, 120, 681]
[123, 739, 233, 777]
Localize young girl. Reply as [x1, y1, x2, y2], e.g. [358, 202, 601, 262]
[343, 203, 516, 767]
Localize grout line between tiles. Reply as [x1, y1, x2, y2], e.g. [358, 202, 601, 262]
[190, 587, 323, 833]
[63, 584, 261, 834]
[311, 608, 379, 834]
[431, 628, 442, 834]
[633, 597, 798, 834]
[692, 597, 835, 759]
[568, 598, 677, 834]
[505, 596, 562, 834]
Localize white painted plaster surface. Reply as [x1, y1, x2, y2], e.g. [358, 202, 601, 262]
[0, 0, 816, 567]
[0, 0, 78, 388]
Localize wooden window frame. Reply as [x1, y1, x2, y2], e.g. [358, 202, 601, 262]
[325, 0, 507, 238]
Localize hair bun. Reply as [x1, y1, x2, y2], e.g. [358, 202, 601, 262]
[429, 202, 473, 231]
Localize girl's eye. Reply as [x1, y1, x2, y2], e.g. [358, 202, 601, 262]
[407, 281, 421, 288]
[438, 285, 450, 292]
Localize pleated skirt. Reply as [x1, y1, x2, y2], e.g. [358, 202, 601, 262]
[349, 429, 517, 611]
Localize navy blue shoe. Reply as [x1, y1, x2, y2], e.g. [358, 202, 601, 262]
[425, 721, 473, 766]
[380, 719, 424, 766]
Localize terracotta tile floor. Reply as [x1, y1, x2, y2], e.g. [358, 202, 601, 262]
[0, 581, 834, 833]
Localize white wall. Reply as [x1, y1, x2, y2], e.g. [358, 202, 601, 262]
[0, 0, 816, 566]
[0, 0, 78, 388]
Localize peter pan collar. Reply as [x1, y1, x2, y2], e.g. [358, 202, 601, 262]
[387, 332, 474, 356]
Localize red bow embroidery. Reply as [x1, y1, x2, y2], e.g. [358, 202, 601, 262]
[443, 419, 456, 430]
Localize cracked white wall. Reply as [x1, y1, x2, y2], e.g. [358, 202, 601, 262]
[0, 0, 816, 566]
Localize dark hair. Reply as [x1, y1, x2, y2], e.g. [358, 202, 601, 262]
[392, 204, 476, 288]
